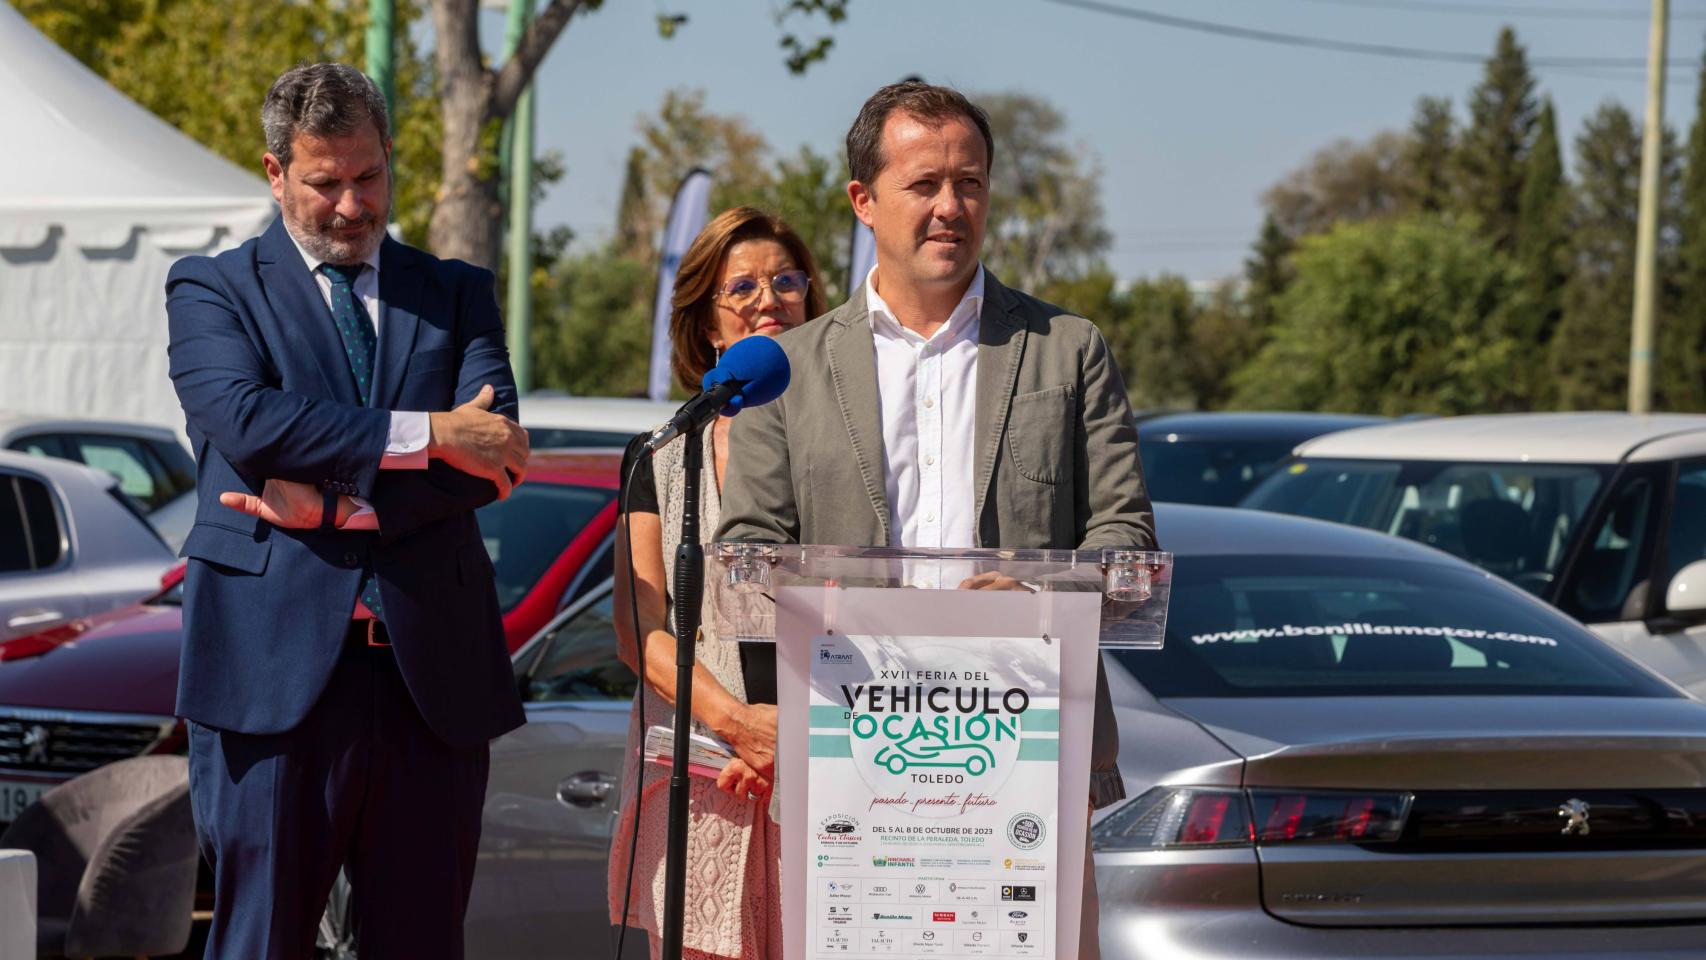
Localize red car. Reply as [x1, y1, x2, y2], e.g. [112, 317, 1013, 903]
[0, 451, 621, 824]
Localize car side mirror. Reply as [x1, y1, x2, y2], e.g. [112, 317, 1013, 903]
[1664, 560, 1706, 624]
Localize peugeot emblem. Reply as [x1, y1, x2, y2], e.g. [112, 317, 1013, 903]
[1558, 798, 1591, 836]
[21, 724, 49, 765]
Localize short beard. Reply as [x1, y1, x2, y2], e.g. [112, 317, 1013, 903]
[280, 192, 387, 266]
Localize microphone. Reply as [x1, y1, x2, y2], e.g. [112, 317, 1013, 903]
[642, 335, 790, 453]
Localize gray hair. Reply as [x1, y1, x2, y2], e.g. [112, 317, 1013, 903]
[262, 63, 390, 171]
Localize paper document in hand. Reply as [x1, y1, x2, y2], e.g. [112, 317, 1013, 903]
[643, 724, 735, 779]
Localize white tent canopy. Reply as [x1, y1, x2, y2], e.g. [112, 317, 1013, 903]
[0, 1, 275, 431]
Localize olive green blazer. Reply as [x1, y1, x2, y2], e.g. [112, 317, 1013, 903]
[716, 271, 1157, 809]
[718, 271, 1154, 551]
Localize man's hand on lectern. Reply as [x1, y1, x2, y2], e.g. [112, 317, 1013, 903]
[957, 571, 1039, 592]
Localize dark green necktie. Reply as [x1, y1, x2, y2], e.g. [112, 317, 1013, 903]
[319, 262, 378, 404]
[319, 262, 385, 621]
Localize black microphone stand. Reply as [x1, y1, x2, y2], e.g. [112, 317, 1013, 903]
[659, 422, 704, 960]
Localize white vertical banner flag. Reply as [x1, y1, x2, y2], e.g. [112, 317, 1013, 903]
[848, 218, 877, 295]
[648, 167, 713, 401]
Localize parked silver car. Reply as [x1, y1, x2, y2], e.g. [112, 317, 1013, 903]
[449, 503, 1706, 958]
[0, 414, 197, 550]
[467, 582, 644, 959]
[0, 450, 174, 641]
[1096, 504, 1706, 957]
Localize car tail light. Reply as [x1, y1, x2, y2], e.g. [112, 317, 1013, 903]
[1093, 787, 1412, 851]
[1093, 787, 1252, 851]
[1248, 790, 1411, 844]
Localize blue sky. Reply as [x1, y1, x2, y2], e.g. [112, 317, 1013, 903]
[479, 0, 1706, 284]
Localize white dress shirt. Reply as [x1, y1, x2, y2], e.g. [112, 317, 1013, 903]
[866, 264, 984, 550]
[285, 231, 431, 530]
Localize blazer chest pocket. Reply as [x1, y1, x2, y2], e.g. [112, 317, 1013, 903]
[1006, 384, 1075, 484]
[181, 523, 272, 575]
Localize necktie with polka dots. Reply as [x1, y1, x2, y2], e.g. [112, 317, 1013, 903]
[318, 262, 385, 622]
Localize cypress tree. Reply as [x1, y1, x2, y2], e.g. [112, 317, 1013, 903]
[1403, 96, 1456, 213]
[1668, 40, 1706, 411]
[1550, 104, 1642, 410]
[1457, 27, 1540, 251]
[1515, 99, 1571, 396]
[1244, 215, 1295, 334]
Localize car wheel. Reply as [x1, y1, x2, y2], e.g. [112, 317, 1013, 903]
[965, 755, 987, 776]
[315, 869, 359, 959]
[885, 754, 908, 775]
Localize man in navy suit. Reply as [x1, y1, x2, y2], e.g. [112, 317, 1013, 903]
[166, 63, 529, 958]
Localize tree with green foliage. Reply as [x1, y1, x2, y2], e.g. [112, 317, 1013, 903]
[530, 90, 867, 397]
[614, 90, 853, 301]
[614, 88, 773, 260]
[426, 0, 850, 269]
[529, 247, 653, 397]
[1549, 104, 1681, 410]
[1230, 215, 1530, 416]
[744, 145, 855, 304]
[1455, 27, 1540, 251]
[1672, 42, 1706, 412]
[1190, 282, 1264, 411]
[1262, 132, 1409, 238]
[1402, 96, 1456, 214]
[1035, 268, 1125, 332]
[1244, 214, 1295, 334]
[17, 0, 444, 245]
[977, 92, 1111, 291]
[1113, 276, 1200, 411]
[1514, 98, 1571, 402]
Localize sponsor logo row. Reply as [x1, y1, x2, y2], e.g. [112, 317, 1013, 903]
[821, 878, 1037, 907]
[816, 925, 1044, 956]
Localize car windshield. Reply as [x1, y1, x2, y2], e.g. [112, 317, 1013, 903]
[475, 482, 615, 610]
[1113, 555, 1672, 698]
[1240, 459, 1607, 593]
[1138, 438, 1298, 507]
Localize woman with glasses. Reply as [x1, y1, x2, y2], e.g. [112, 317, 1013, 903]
[608, 206, 825, 959]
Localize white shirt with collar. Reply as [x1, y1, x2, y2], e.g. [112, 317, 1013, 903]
[285, 230, 429, 471]
[866, 263, 984, 550]
[285, 230, 430, 532]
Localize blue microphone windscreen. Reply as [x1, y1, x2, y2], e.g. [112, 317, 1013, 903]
[702, 335, 790, 412]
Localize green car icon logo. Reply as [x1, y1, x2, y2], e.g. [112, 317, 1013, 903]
[872, 731, 996, 776]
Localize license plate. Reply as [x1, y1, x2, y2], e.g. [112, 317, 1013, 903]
[0, 778, 51, 823]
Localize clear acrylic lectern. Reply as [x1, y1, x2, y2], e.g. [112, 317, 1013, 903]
[705, 544, 1171, 960]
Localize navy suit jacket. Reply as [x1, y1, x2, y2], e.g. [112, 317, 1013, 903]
[166, 218, 525, 748]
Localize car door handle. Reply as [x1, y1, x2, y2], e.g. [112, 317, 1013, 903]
[7, 610, 62, 630]
[557, 771, 617, 808]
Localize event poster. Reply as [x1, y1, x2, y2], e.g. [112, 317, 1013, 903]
[805, 632, 1061, 958]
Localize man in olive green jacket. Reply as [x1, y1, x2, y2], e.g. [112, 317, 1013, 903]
[717, 80, 1155, 959]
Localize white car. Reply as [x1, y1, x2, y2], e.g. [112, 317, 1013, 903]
[1239, 412, 1706, 696]
[0, 415, 197, 551]
[517, 395, 678, 451]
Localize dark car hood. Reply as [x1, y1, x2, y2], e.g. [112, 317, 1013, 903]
[0, 605, 181, 716]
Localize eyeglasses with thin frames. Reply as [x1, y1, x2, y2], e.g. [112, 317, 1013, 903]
[717, 270, 810, 310]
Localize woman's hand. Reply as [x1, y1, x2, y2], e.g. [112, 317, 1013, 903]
[722, 703, 777, 780]
[716, 757, 772, 802]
